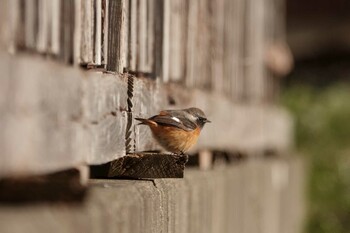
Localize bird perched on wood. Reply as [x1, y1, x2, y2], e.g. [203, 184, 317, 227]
[135, 107, 210, 155]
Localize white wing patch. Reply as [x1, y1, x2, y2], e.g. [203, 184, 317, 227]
[171, 116, 181, 123]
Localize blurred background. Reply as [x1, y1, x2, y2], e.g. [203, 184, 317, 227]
[284, 0, 350, 232]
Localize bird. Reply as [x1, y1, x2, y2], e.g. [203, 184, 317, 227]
[135, 107, 210, 155]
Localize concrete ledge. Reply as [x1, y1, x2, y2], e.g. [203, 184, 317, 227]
[0, 157, 304, 233]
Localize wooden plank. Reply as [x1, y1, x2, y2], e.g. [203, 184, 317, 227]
[0, 1, 8, 50]
[36, 0, 49, 53]
[91, 152, 187, 179]
[24, 0, 38, 50]
[101, 0, 109, 66]
[137, 0, 148, 72]
[11, 0, 26, 51]
[0, 160, 304, 232]
[128, 0, 137, 71]
[79, 0, 94, 64]
[185, 0, 198, 87]
[59, 0, 74, 64]
[94, 0, 102, 65]
[146, 0, 155, 74]
[244, 0, 267, 103]
[168, 0, 187, 83]
[73, 0, 81, 64]
[153, 0, 164, 79]
[209, 0, 225, 93]
[223, 0, 245, 101]
[106, 0, 128, 72]
[162, 0, 170, 82]
[50, 0, 60, 55]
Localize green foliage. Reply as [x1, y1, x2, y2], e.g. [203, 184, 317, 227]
[281, 84, 350, 233]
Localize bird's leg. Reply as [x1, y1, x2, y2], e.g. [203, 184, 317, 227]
[172, 151, 189, 164]
[180, 151, 189, 164]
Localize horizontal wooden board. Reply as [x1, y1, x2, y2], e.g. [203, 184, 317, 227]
[0, 158, 305, 233]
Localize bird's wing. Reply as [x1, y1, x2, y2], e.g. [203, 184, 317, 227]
[149, 110, 197, 131]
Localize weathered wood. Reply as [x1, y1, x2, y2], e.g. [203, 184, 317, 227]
[0, 168, 87, 203]
[50, 0, 60, 55]
[59, 0, 74, 64]
[92, 152, 187, 179]
[0, 52, 292, 177]
[95, 153, 187, 179]
[0, 158, 304, 233]
[78, 0, 94, 64]
[4, 0, 287, 103]
[106, 0, 128, 72]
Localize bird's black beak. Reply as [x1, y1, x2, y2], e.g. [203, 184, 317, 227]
[205, 119, 211, 123]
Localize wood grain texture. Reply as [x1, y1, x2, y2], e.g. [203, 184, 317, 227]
[4, 0, 286, 103]
[106, 0, 128, 72]
[0, 158, 305, 233]
[0, 52, 292, 177]
[91, 152, 187, 178]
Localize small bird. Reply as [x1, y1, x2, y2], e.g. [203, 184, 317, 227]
[135, 107, 210, 154]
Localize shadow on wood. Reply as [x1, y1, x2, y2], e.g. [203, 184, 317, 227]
[90, 152, 187, 179]
[0, 169, 87, 204]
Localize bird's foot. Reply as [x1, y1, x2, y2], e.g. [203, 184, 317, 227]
[173, 151, 189, 164]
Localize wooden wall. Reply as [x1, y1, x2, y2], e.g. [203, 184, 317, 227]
[3, 0, 283, 102]
[0, 0, 292, 176]
[0, 159, 305, 233]
[0, 1, 304, 233]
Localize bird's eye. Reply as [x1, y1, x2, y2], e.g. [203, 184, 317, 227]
[198, 117, 205, 122]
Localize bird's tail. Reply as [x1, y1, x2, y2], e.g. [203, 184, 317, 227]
[135, 117, 156, 126]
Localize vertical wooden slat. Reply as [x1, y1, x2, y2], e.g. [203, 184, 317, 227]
[146, 0, 155, 74]
[128, 0, 137, 72]
[60, 0, 74, 64]
[101, 0, 109, 66]
[106, 0, 120, 71]
[79, 0, 94, 64]
[7, 0, 21, 53]
[209, 0, 225, 93]
[225, 0, 246, 101]
[36, 0, 49, 53]
[196, 0, 210, 89]
[120, 0, 129, 72]
[94, 0, 102, 65]
[162, 0, 170, 82]
[245, 0, 266, 103]
[50, 0, 60, 55]
[18, 0, 26, 50]
[74, 0, 81, 64]
[137, 0, 148, 72]
[24, 0, 38, 50]
[168, 0, 188, 83]
[223, 0, 234, 100]
[106, 0, 128, 73]
[185, 0, 198, 87]
[153, 0, 164, 79]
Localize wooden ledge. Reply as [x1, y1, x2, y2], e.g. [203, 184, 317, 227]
[90, 152, 187, 179]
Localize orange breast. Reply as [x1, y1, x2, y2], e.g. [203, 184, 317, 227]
[149, 124, 200, 153]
